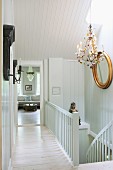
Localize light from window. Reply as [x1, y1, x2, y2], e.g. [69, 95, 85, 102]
[86, 0, 113, 25]
[36, 72, 40, 95]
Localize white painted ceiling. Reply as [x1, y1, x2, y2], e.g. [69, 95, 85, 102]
[14, 0, 92, 61]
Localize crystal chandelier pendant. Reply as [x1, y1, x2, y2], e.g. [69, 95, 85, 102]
[27, 66, 34, 81]
[76, 24, 104, 68]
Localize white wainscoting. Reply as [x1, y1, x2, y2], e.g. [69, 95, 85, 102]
[85, 66, 113, 134]
[63, 60, 85, 121]
[49, 58, 63, 107]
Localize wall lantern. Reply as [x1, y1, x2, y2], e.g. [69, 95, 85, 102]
[12, 60, 22, 84]
[3, 25, 23, 84]
[3, 24, 15, 81]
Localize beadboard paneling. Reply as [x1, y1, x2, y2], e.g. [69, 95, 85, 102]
[63, 60, 84, 121]
[49, 58, 63, 108]
[85, 15, 113, 134]
[0, 0, 2, 168]
[13, 0, 91, 60]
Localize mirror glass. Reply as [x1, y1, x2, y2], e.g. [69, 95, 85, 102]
[97, 55, 108, 84]
[92, 52, 113, 89]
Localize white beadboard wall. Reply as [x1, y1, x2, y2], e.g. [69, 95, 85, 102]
[0, 0, 2, 168]
[49, 58, 63, 108]
[2, 0, 14, 170]
[48, 58, 84, 121]
[63, 60, 84, 121]
[85, 16, 113, 134]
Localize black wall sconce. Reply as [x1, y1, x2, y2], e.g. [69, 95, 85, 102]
[8, 59, 22, 84]
[12, 60, 22, 84]
[3, 24, 15, 81]
[3, 25, 22, 84]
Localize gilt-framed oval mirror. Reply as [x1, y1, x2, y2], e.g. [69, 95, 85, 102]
[92, 52, 113, 89]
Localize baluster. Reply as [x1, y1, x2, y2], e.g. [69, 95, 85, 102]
[99, 136, 102, 162]
[89, 151, 91, 162]
[55, 111, 58, 137]
[46, 104, 48, 127]
[97, 138, 99, 162]
[102, 133, 104, 161]
[50, 108, 53, 131]
[70, 118, 73, 161]
[51, 107, 53, 132]
[94, 141, 96, 162]
[105, 130, 107, 161]
[91, 144, 94, 162]
[65, 115, 67, 152]
[61, 112, 63, 144]
[62, 114, 64, 148]
[63, 114, 65, 148]
[89, 150, 91, 163]
[47, 105, 49, 128]
[64, 114, 66, 150]
[59, 112, 61, 143]
[88, 150, 90, 163]
[90, 147, 92, 163]
[69, 117, 71, 158]
[53, 108, 54, 132]
[67, 116, 69, 155]
[45, 103, 46, 125]
[58, 111, 60, 141]
[72, 113, 79, 166]
[108, 128, 110, 160]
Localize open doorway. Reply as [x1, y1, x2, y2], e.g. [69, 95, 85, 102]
[17, 66, 41, 126]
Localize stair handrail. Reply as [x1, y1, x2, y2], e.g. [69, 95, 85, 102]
[86, 120, 113, 163]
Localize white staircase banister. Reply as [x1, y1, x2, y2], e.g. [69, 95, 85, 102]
[86, 120, 113, 163]
[46, 101, 77, 117]
[45, 100, 79, 167]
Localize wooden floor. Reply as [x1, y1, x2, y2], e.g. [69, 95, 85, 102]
[12, 126, 74, 170]
[18, 109, 40, 126]
[12, 125, 113, 170]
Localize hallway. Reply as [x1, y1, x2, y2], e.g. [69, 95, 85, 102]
[12, 126, 74, 170]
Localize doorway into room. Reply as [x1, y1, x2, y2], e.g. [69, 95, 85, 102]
[17, 63, 43, 126]
[17, 66, 40, 126]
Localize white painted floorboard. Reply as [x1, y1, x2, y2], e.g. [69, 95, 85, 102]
[12, 126, 113, 170]
[12, 126, 74, 170]
[18, 109, 40, 126]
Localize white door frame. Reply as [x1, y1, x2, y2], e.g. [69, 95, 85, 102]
[20, 60, 44, 125]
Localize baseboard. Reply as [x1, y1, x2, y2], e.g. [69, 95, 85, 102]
[8, 159, 12, 170]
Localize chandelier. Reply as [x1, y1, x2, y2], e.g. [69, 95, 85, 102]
[27, 66, 34, 81]
[76, 24, 104, 68]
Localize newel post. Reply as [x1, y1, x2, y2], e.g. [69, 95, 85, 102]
[72, 112, 79, 166]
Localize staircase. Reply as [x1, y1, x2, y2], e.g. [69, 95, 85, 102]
[86, 121, 113, 163]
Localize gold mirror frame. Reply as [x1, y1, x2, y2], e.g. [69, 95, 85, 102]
[92, 52, 113, 89]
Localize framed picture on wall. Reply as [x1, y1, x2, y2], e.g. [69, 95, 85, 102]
[25, 85, 32, 91]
